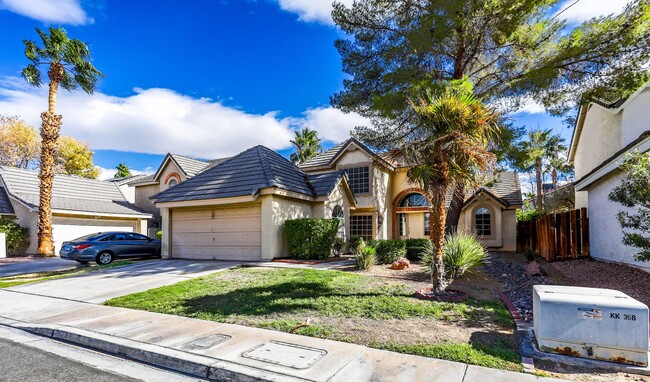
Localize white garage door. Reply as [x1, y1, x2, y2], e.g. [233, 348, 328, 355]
[53, 221, 136, 255]
[171, 205, 261, 261]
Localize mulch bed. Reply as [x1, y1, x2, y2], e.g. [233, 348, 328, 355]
[271, 257, 353, 265]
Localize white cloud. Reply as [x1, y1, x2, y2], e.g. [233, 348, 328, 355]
[97, 166, 153, 181]
[273, 0, 353, 25]
[0, 77, 365, 160]
[0, 0, 93, 25]
[294, 106, 370, 143]
[513, 100, 546, 115]
[554, 0, 634, 24]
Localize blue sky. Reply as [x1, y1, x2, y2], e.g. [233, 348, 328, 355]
[0, 0, 633, 180]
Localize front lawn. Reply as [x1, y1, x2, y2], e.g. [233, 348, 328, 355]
[105, 267, 521, 371]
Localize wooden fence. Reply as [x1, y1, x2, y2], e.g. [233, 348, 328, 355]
[517, 208, 590, 261]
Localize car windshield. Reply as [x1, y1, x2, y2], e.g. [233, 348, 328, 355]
[72, 233, 104, 242]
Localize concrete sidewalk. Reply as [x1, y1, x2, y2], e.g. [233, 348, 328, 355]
[0, 289, 562, 382]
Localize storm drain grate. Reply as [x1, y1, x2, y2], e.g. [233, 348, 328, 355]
[184, 334, 231, 350]
[242, 341, 327, 369]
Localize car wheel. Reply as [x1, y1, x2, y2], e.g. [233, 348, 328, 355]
[96, 252, 114, 265]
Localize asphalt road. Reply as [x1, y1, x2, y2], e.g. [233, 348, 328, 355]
[0, 338, 141, 382]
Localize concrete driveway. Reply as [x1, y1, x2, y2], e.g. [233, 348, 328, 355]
[0, 258, 85, 278]
[6, 260, 242, 303]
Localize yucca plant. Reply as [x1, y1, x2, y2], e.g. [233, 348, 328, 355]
[421, 230, 487, 280]
[355, 245, 376, 271]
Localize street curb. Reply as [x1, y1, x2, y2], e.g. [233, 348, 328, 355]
[498, 290, 650, 377]
[1, 321, 309, 382]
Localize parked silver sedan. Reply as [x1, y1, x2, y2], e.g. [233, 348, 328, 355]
[59, 232, 162, 265]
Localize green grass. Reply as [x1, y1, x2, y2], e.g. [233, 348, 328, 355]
[372, 341, 522, 372]
[105, 268, 519, 370]
[106, 268, 511, 322]
[0, 261, 134, 289]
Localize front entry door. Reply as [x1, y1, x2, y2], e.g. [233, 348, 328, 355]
[398, 213, 428, 239]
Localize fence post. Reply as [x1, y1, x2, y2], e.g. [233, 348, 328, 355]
[570, 210, 578, 259]
[581, 207, 590, 257]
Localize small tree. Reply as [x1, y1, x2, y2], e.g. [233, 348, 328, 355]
[57, 136, 99, 179]
[114, 163, 132, 178]
[608, 151, 650, 261]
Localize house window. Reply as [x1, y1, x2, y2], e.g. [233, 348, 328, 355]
[332, 205, 344, 236]
[424, 213, 430, 237]
[167, 178, 178, 187]
[398, 214, 407, 236]
[344, 166, 370, 194]
[399, 193, 429, 207]
[475, 207, 491, 236]
[350, 215, 373, 241]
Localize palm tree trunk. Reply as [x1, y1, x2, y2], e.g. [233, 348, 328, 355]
[552, 168, 558, 190]
[535, 158, 543, 210]
[445, 182, 465, 234]
[429, 183, 449, 293]
[37, 66, 63, 256]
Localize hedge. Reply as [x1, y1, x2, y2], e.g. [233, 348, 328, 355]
[285, 218, 339, 260]
[0, 218, 29, 255]
[374, 240, 407, 264]
[405, 238, 431, 261]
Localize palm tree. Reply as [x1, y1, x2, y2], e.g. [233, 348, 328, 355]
[394, 80, 499, 293]
[290, 128, 322, 164]
[21, 27, 103, 256]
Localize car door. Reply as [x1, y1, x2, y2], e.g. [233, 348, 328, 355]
[126, 233, 154, 255]
[105, 233, 130, 257]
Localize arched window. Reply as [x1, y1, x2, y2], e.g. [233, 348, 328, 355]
[332, 205, 344, 220]
[475, 207, 491, 236]
[399, 193, 429, 207]
[167, 178, 178, 187]
[332, 205, 345, 237]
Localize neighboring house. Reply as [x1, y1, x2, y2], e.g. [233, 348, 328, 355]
[0, 166, 152, 255]
[151, 145, 355, 261]
[125, 153, 228, 236]
[569, 82, 650, 270]
[300, 138, 522, 251]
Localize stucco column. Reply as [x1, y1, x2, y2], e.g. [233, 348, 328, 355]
[161, 207, 171, 259]
[260, 195, 276, 261]
[138, 219, 148, 235]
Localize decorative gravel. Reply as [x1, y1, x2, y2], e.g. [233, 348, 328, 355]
[481, 253, 549, 321]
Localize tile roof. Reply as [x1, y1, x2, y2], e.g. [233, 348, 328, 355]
[464, 171, 523, 207]
[108, 174, 148, 186]
[128, 174, 156, 186]
[0, 186, 14, 215]
[153, 146, 345, 203]
[0, 166, 150, 217]
[299, 138, 394, 170]
[170, 154, 211, 177]
[307, 172, 346, 197]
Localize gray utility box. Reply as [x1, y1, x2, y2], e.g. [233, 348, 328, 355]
[533, 285, 649, 366]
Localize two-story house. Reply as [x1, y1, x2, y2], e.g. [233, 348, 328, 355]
[569, 82, 650, 270]
[299, 138, 522, 250]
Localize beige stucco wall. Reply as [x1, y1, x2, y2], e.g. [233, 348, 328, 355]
[158, 160, 186, 191]
[621, 88, 650, 147]
[262, 195, 313, 260]
[135, 184, 161, 219]
[574, 105, 622, 179]
[500, 209, 517, 252]
[461, 196, 503, 248]
[9, 199, 39, 254]
[313, 182, 350, 239]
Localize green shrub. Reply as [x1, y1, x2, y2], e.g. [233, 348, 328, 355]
[523, 245, 538, 262]
[355, 246, 376, 270]
[0, 218, 29, 255]
[404, 238, 430, 262]
[366, 239, 380, 249]
[374, 240, 407, 264]
[285, 219, 339, 260]
[347, 236, 365, 255]
[156, 230, 162, 239]
[516, 207, 547, 222]
[332, 237, 345, 257]
[421, 231, 487, 280]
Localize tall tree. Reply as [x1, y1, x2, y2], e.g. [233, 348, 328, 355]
[22, 27, 103, 256]
[609, 152, 650, 262]
[290, 128, 322, 164]
[391, 80, 499, 293]
[56, 136, 99, 179]
[0, 116, 40, 169]
[114, 163, 132, 178]
[332, 0, 650, 228]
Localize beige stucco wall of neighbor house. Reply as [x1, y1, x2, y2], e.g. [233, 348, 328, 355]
[500, 209, 517, 252]
[262, 195, 313, 260]
[135, 184, 161, 219]
[574, 190, 589, 210]
[574, 105, 622, 179]
[586, 172, 650, 271]
[621, 88, 650, 147]
[313, 182, 350, 239]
